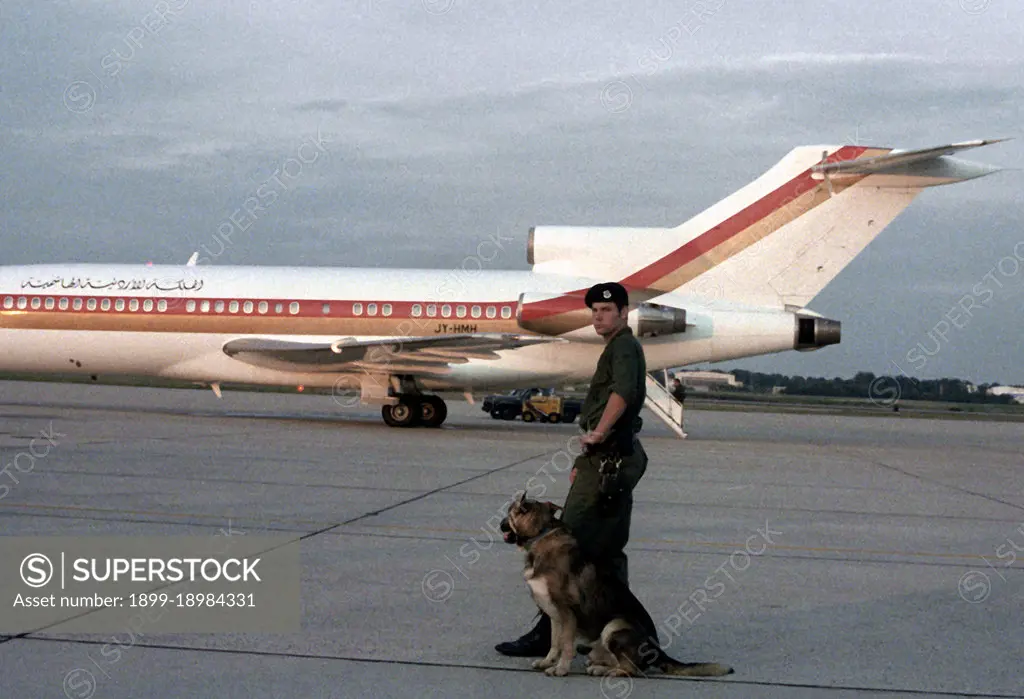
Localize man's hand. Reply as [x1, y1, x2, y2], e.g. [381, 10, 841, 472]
[580, 430, 608, 448]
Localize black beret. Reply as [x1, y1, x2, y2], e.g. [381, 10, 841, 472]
[585, 282, 629, 308]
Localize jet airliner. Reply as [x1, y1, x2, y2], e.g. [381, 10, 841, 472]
[0, 139, 1006, 428]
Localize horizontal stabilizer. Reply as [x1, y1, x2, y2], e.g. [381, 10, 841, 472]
[812, 138, 1009, 179]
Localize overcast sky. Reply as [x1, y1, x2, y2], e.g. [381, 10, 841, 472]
[1, 0, 1022, 385]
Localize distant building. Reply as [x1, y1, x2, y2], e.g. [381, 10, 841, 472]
[986, 385, 1024, 403]
[672, 370, 743, 392]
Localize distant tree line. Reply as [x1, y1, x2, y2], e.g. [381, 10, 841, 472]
[720, 370, 1018, 404]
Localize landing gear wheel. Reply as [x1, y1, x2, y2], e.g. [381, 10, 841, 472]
[420, 396, 448, 428]
[382, 398, 422, 427]
[522, 411, 535, 423]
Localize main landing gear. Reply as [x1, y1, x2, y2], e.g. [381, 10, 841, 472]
[381, 395, 448, 428]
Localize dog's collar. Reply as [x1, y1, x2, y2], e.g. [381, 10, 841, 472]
[522, 526, 559, 549]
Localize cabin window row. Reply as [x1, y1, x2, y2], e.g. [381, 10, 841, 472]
[3, 295, 172, 313]
[3, 296, 515, 320]
[0, 296, 302, 315]
[396, 303, 512, 319]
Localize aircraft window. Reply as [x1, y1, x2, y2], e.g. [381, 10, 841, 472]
[486, 306, 496, 318]
[412, 304, 422, 317]
[382, 303, 392, 317]
[214, 301, 225, 313]
[426, 304, 436, 317]
[228, 300, 239, 313]
[456, 305, 466, 318]
[86, 298, 96, 310]
[157, 300, 167, 312]
[471, 305, 481, 318]
[244, 301, 254, 314]
[501, 306, 511, 319]
[441, 304, 451, 318]
[258, 301, 268, 314]
[2, 297, 13, 309]
[73, 298, 83, 310]
[59, 297, 69, 310]
[114, 299, 125, 312]
[321, 303, 330, 315]
[100, 299, 111, 311]
[130, 299, 140, 312]
[143, 299, 153, 312]
[200, 300, 209, 312]
[275, 303, 284, 314]
[367, 303, 377, 316]
[185, 300, 195, 312]
[45, 297, 55, 310]
[289, 301, 300, 314]
[353, 303, 363, 315]
[31, 297, 41, 309]
[17, 297, 28, 309]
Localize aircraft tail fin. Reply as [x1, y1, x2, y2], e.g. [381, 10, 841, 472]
[654, 139, 1008, 309]
[525, 139, 1007, 319]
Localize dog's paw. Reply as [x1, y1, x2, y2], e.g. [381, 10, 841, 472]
[545, 664, 569, 677]
[586, 664, 613, 676]
[532, 658, 555, 670]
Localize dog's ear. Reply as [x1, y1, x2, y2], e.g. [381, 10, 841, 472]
[513, 491, 526, 508]
[545, 502, 563, 516]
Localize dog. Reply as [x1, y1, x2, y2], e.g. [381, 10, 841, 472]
[499, 491, 734, 679]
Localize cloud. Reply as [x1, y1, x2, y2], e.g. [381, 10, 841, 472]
[756, 52, 932, 66]
[1, 0, 1021, 383]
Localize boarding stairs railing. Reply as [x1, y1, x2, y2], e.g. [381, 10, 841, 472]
[643, 370, 687, 439]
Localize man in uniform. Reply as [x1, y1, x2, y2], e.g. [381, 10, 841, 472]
[495, 281, 657, 657]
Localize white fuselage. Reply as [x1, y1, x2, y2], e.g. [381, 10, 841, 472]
[0, 263, 805, 392]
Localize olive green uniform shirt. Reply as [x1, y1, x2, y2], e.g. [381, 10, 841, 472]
[578, 325, 646, 439]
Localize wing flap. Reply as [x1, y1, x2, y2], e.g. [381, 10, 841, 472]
[222, 333, 558, 374]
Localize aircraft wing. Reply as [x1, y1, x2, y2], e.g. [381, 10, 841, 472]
[222, 333, 561, 374]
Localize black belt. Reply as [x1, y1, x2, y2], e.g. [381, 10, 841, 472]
[586, 429, 636, 457]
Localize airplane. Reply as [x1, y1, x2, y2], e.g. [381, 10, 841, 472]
[0, 139, 1008, 429]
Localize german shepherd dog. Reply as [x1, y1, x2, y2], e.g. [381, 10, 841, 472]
[499, 492, 734, 679]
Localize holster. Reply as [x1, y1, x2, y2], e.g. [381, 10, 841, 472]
[596, 454, 624, 515]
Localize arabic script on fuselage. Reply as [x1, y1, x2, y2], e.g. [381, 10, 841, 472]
[19, 276, 205, 292]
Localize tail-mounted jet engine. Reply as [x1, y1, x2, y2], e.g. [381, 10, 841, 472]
[630, 302, 688, 338]
[516, 293, 687, 338]
[794, 314, 841, 351]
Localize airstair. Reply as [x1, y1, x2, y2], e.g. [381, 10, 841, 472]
[644, 370, 687, 439]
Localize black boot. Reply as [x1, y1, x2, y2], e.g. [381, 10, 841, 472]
[494, 614, 551, 657]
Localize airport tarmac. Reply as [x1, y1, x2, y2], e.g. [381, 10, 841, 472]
[0, 379, 1021, 699]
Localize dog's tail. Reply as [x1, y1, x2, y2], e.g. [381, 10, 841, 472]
[654, 649, 734, 677]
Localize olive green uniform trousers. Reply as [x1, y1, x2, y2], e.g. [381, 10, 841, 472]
[562, 439, 648, 586]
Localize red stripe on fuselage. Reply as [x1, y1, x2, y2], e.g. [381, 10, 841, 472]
[621, 145, 868, 289]
[525, 145, 869, 318]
